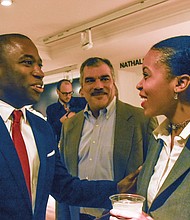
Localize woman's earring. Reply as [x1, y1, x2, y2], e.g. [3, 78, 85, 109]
[174, 92, 178, 100]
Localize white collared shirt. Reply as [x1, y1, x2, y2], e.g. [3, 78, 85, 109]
[147, 119, 190, 208]
[0, 100, 40, 211]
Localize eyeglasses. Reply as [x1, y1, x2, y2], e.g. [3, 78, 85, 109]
[59, 91, 74, 96]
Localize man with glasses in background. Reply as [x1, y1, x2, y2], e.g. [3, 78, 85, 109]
[46, 79, 86, 143]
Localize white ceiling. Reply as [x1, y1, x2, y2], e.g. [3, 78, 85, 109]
[1, 0, 190, 83]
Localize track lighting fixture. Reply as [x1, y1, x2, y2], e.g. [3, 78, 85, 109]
[80, 29, 93, 50]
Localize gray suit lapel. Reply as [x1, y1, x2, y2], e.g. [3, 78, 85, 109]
[149, 138, 190, 212]
[64, 112, 85, 176]
[113, 100, 134, 181]
[137, 137, 163, 198]
[159, 146, 190, 194]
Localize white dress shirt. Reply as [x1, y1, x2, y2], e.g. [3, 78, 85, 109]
[147, 119, 190, 208]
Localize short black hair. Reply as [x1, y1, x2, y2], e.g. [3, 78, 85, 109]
[152, 35, 190, 77]
[0, 33, 31, 63]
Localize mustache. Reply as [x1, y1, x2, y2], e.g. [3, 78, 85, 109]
[91, 89, 107, 96]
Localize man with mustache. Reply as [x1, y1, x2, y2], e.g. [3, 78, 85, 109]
[59, 57, 158, 220]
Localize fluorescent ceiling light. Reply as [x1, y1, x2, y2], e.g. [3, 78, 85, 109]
[1, 0, 13, 6]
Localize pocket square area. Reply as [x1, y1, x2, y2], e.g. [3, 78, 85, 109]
[47, 150, 55, 157]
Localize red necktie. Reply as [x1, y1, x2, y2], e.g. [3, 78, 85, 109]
[12, 110, 31, 199]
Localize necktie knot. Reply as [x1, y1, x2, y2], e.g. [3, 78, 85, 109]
[13, 110, 22, 123]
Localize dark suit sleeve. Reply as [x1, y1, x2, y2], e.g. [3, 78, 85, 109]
[46, 105, 62, 134]
[51, 148, 118, 209]
[46, 103, 66, 143]
[69, 97, 86, 113]
[29, 113, 117, 210]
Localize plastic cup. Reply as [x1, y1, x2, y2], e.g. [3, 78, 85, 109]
[109, 194, 145, 217]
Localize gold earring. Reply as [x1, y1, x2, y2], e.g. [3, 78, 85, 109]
[174, 92, 178, 100]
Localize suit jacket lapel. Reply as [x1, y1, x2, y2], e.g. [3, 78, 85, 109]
[159, 144, 190, 193]
[64, 112, 85, 176]
[137, 137, 163, 202]
[149, 137, 190, 212]
[26, 111, 47, 213]
[113, 100, 134, 181]
[0, 116, 31, 209]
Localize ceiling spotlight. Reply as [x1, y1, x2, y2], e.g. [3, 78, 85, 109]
[1, 0, 13, 6]
[80, 29, 93, 50]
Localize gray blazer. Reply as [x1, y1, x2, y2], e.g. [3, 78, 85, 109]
[61, 99, 157, 180]
[57, 99, 158, 220]
[137, 136, 190, 220]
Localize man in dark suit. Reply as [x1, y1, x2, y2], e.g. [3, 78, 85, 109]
[46, 79, 86, 143]
[0, 33, 140, 220]
[59, 57, 158, 220]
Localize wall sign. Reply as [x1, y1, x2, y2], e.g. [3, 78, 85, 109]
[120, 58, 143, 69]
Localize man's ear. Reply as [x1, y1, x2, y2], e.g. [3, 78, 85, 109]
[175, 74, 190, 92]
[56, 89, 59, 95]
[79, 87, 84, 97]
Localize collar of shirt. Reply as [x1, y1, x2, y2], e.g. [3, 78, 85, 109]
[153, 119, 170, 140]
[0, 100, 27, 122]
[59, 98, 70, 106]
[83, 96, 116, 120]
[147, 118, 190, 207]
[153, 118, 190, 145]
[58, 99, 71, 111]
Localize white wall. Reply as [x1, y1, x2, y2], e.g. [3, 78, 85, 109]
[116, 66, 142, 107]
